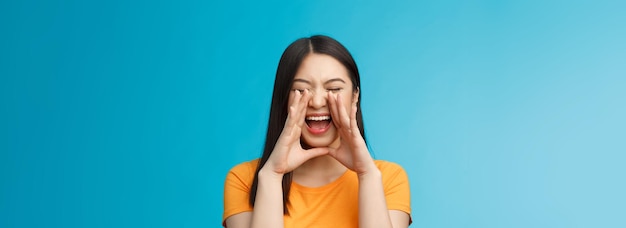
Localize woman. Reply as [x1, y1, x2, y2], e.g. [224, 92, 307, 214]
[223, 35, 411, 228]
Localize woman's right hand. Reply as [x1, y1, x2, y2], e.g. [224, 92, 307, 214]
[262, 89, 329, 175]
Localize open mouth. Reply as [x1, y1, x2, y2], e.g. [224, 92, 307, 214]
[305, 114, 332, 134]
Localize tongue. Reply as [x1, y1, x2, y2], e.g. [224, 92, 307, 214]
[308, 120, 330, 129]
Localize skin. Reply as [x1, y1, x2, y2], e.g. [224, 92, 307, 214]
[225, 53, 410, 228]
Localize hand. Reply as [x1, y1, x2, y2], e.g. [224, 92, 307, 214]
[327, 91, 377, 176]
[263, 90, 330, 175]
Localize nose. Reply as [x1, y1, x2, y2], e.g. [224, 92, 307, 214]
[309, 89, 327, 109]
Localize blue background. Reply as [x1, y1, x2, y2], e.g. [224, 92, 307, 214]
[2, 0, 625, 227]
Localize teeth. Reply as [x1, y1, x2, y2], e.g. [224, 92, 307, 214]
[306, 116, 330, 121]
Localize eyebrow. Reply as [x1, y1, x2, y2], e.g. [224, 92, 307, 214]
[292, 78, 346, 85]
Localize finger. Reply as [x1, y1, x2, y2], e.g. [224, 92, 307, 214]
[350, 101, 360, 135]
[284, 90, 302, 137]
[336, 93, 351, 129]
[330, 93, 344, 132]
[290, 89, 302, 108]
[287, 90, 302, 125]
[327, 91, 341, 130]
[296, 89, 311, 127]
[302, 147, 330, 160]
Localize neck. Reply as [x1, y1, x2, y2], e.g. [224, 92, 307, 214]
[296, 136, 343, 174]
[297, 154, 344, 173]
[293, 137, 347, 187]
[293, 155, 347, 187]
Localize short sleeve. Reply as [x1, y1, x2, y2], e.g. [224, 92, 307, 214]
[377, 161, 412, 221]
[222, 160, 259, 225]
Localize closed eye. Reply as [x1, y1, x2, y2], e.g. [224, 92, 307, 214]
[327, 88, 342, 93]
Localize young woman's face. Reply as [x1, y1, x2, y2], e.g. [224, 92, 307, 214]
[289, 53, 358, 148]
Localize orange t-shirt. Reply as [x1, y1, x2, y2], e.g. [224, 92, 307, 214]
[222, 159, 411, 227]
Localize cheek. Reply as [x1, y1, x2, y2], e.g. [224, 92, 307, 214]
[341, 92, 355, 109]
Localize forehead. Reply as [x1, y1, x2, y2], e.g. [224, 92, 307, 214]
[294, 53, 351, 83]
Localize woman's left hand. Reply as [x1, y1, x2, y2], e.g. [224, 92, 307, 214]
[327, 91, 378, 176]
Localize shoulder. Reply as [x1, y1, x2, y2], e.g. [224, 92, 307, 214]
[223, 160, 259, 224]
[228, 159, 260, 174]
[374, 160, 409, 182]
[374, 160, 406, 173]
[225, 159, 260, 184]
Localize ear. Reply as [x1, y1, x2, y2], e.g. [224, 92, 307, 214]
[352, 87, 360, 104]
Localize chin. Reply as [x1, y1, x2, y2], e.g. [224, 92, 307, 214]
[301, 133, 338, 148]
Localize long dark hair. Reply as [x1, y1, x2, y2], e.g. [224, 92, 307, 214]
[249, 35, 366, 214]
